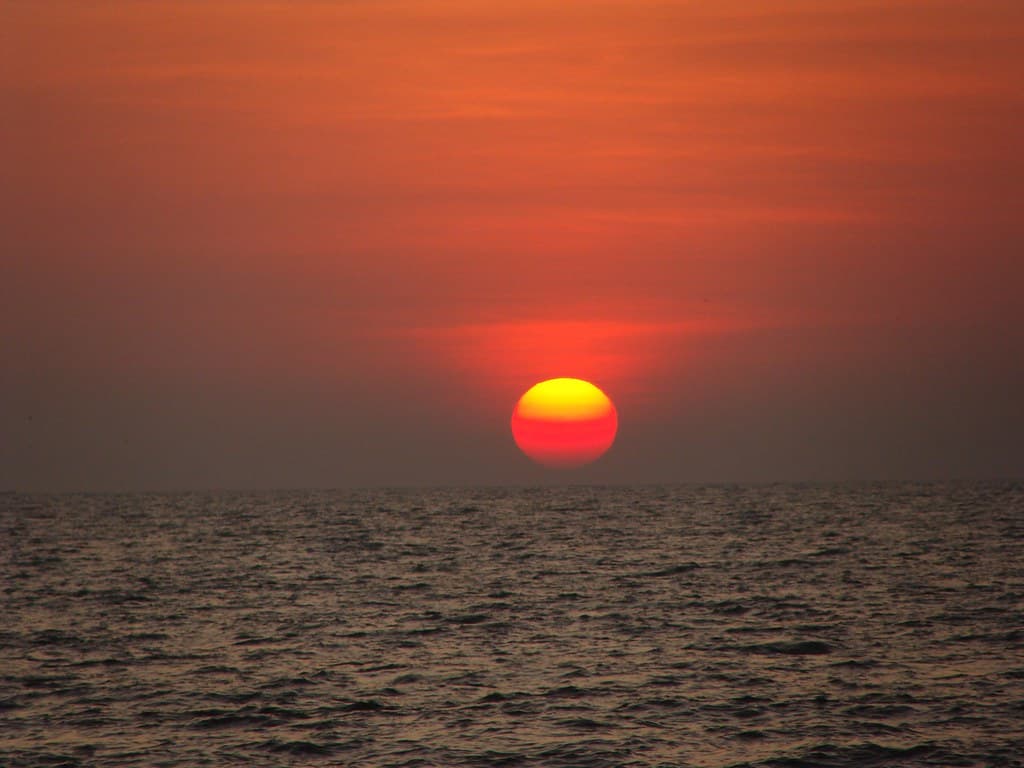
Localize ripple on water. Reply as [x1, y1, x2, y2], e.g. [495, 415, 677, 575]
[1, 484, 1022, 766]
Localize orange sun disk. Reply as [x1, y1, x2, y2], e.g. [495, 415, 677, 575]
[511, 378, 618, 468]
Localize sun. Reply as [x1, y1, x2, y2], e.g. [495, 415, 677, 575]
[511, 378, 618, 468]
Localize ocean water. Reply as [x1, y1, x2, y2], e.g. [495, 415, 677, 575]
[1, 483, 1022, 767]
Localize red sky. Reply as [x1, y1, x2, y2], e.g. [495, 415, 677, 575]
[3, 0, 1023, 489]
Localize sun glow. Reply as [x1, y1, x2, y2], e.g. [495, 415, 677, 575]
[511, 378, 618, 468]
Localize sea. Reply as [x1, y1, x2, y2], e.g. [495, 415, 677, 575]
[1, 483, 1022, 767]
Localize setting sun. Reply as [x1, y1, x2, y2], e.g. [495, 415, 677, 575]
[511, 378, 618, 468]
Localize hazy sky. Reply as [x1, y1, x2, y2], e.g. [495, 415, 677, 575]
[3, 0, 1023, 490]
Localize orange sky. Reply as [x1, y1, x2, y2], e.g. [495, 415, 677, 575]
[2, 1, 1023, 488]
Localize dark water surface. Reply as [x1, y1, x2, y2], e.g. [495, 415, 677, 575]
[2, 484, 1022, 767]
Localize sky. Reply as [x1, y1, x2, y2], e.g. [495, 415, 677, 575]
[2, 0, 1023, 490]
